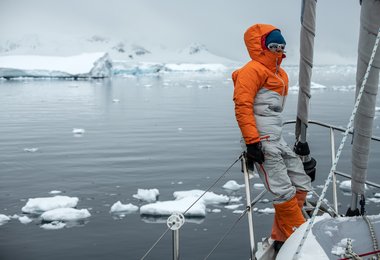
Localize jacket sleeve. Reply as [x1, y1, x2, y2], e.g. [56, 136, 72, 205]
[233, 67, 265, 144]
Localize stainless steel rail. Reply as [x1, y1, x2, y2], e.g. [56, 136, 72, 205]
[284, 119, 380, 214]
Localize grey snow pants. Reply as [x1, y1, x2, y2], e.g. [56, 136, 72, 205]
[254, 137, 312, 204]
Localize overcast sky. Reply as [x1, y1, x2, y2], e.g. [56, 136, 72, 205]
[0, 0, 361, 64]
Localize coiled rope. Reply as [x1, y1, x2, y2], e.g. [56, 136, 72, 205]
[292, 25, 380, 259]
[140, 154, 242, 260]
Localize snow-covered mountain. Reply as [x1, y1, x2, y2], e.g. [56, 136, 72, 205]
[0, 34, 237, 65]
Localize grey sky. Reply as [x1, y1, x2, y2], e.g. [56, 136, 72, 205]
[0, 0, 361, 64]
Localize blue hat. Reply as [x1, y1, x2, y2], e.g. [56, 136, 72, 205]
[265, 30, 286, 47]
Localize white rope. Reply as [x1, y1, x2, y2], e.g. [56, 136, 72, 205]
[292, 26, 380, 260]
[363, 215, 380, 259]
[343, 238, 362, 260]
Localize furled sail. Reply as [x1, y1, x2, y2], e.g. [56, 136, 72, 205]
[294, 0, 317, 181]
[351, 0, 380, 198]
[295, 0, 316, 140]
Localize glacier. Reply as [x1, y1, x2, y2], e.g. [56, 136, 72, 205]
[0, 52, 112, 79]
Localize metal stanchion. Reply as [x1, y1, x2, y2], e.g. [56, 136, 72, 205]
[167, 212, 185, 260]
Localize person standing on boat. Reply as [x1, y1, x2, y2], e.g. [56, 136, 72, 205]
[232, 24, 312, 249]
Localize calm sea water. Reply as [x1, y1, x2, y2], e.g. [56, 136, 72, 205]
[1, 68, 380, 260]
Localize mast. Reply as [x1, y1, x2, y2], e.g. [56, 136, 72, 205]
[348, 0, 380, 215]
[294, 0, 317, 180]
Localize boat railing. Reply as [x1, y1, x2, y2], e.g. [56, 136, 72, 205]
[284, 119, 380, 214]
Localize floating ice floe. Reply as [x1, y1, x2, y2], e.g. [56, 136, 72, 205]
[19, 215, 33, 224]
[0, 52, 112, 79]
[224, 204, 243, 210]
[22, 196, 79, 214]
[0, 214, 11, 226]
[229, 196, 242, 203]
[23, 148, 39, 152]
[41, 208, 91, 222]
[222, 180, 245, 191]
[140, 189, 229, 217]
[133, 188, 159, 203]
[173, 190, 229, 205]
[49, 190, 62, 195]
[72, 128, 85, 135]
[140, 196, 206, 217]
[110, 201, 139, 213]
[112, 99, 120, 103]
[257, 208, 275, 214]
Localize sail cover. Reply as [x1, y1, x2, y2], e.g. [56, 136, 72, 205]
[295, 0, 317, 140]
[352, 0, 380, 195]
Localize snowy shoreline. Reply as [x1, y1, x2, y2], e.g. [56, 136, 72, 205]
[0, 55, 231, 79]
[0, 53, 112, 79]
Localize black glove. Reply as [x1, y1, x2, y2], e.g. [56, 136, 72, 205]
[246, 142, 265, 165]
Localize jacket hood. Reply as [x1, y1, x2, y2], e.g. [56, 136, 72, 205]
[244, 24, 285, 71]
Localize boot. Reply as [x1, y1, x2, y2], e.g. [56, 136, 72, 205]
[271, 196, 306, 241]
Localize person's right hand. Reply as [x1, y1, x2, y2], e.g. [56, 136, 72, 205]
[246, 142, 265, 165]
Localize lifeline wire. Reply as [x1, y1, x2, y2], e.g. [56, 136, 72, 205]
[292, 25, 380, 259]
[140, 154, 242, 260]
[203, 207, 248, 260]
[203, 189, 267, 260]
[182, 154, 242, 215]
[140, 226, 171, 260]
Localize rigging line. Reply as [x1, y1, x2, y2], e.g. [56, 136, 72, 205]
[293, 25, 380, 260]
[140, 226, 171, 260]
[203, 208, 248, 260]
[310, 189, 339, 217]
[182, 154, 242, 215]
[203, 190, 267, 260]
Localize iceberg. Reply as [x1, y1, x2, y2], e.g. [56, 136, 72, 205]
[0, 52, 112, 79]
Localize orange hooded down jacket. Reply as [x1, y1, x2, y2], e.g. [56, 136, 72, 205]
[233, 24, 289, 144]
